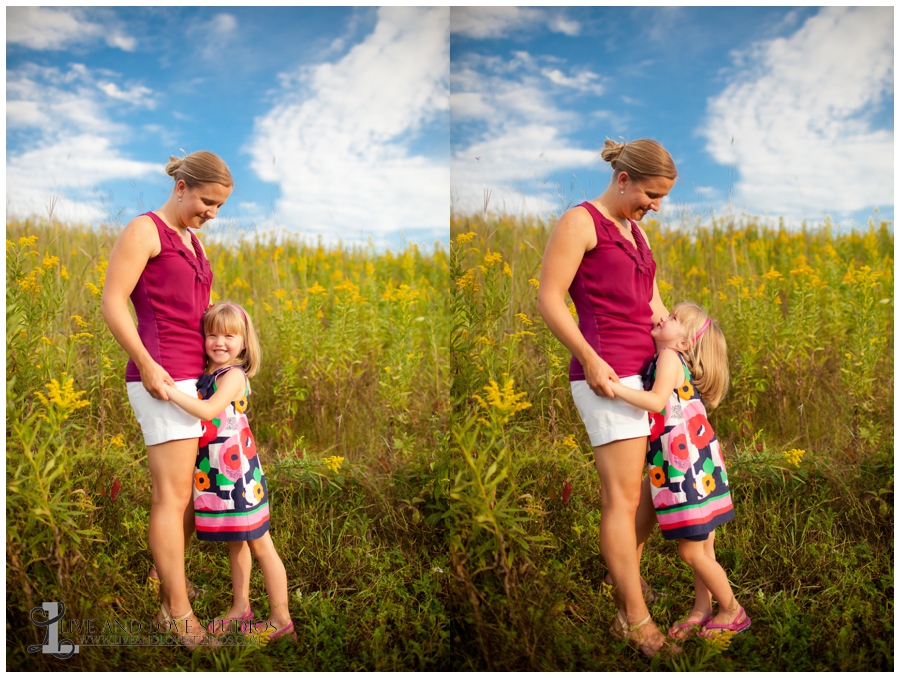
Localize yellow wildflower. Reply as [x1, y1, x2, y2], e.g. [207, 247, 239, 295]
[515, 313, 533, 326]
[42, 254, 60, 270]
[18, 235, 37, 247]
[455, 231, 476, 244]
[263, 302, 273, 313]
[307, 283, 327, 296]
[561, 434, 578, 450]
[274, 288, 287, 300]
[761, 267, 783, 281]
[322, 456, 344, 473]
[484, 250, 502, 266]
[503, 262, 512, 276]
[34, 377, 90, 419]
[472, 378, 532, 423]
[60, 265, 69, 280]
[41, 337, 53, 346]
[783, 449, 805, 466]
[528, 278, 540, 290]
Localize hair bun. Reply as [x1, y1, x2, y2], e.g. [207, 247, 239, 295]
[165, 156, 184, 177]
[601, 139, 626, 167]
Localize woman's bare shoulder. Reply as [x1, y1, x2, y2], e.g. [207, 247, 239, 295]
[552, 203, 596, 250]
[117, 213, 161, 258]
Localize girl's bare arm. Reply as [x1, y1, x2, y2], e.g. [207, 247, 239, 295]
[164, 368, 245, 421]
[609, 349, 682, 413]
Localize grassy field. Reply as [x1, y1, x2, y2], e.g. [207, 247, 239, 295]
[6, 212, 894, 670]
[6, 219, 451, 671]
[447, 213, 893, 670]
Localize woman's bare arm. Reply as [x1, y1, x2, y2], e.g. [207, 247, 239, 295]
[537, 207, 618, 397]
[100, 216, 173, 399]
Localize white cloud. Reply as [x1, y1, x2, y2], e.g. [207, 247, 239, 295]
[541, 68, 604, 95]
[7, 7, 136, 51]
[194, 13, 239, 62]
[246, 7, 449, 237]
[98, 81, 156, 106]
[701, 6, 893, 219]
[451, 7, 579, 39]
[450, 52, 604, 216]
[7, 63, 160, 221]
[8, 135, 160, 223]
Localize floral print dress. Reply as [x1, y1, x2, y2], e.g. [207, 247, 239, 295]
[642, 350, 734, 540]
[193, 365, 270, 542]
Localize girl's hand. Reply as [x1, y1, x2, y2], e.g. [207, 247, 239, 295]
[140, 360, 176, 400]
[584, 354, 619, 398]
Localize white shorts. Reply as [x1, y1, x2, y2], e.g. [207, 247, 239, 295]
[127, 379, 202, 447]
[571, 376, 651, 448]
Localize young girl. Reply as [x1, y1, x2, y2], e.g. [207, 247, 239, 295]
[164, 302, 295, 644]
[609, 302, 750, 641]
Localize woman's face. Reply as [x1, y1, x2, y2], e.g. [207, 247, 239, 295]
[177, 181, 232, 230]
[618, 174, 675, 222]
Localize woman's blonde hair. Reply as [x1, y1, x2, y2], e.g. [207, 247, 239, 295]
[601, 138, 677, 184]
[672, 301, 728, 409]
[202, 302, 261, 377]
[166, 151, 233, 188]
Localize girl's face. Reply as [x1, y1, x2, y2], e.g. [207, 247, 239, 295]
[651, 311, 690, 350]
[176, 181, 232, 230]
[205, 327, 245, 370]
[618, 174, 675, 222]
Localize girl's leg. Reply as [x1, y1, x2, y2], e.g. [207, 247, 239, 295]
[677, 534, 742, 632]
[147, 438, 203, 640]
[593, 437, 668, 652]
[225, 541, 252, 617]
[247, 532, 290, 628]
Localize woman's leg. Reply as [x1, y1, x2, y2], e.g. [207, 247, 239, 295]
[147, 437, 202, 639]
[247, 532, 291, 628]
[594, 436, 668, 651]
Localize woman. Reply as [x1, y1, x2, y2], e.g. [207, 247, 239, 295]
[537, 139, 677, 657]
[101, 151, 233, 647]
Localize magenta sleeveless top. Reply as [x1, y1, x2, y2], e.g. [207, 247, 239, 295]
[568, 201, 657, 381]
[125, 212, 213, 383]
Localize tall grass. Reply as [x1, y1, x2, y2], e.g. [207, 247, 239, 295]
[6, 219, 451, 671]
[446, 212, 893, 670]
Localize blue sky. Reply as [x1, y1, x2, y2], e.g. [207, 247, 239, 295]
[450, 7, 894, 229]
[7, 7, 449, 249]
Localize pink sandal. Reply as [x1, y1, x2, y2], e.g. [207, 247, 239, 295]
[207, 606, 254, 636]
[700, 606, 751, 637]
[242, 619, 297, 646]
[668, 612, 713, 640]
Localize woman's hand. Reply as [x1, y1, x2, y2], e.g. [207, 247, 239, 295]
[583, 353, 619, 398]
[140, 360, 175, 400]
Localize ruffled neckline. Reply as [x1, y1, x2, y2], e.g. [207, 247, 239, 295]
[146, 212, 212, 285]
[579, 201, 654, 275]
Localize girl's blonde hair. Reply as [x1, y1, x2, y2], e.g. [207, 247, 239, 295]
[166, 151, 233, 188]
[601, 138, 677, 184]
[202, 302, 261, 377]
[672, 301, 728, 409]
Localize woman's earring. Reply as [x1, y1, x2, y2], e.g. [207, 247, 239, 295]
[620, 191, 624, 195]
[178, 198, 182, 202]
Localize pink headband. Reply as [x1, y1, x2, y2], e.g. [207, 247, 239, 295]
[694, 318, 711, 342]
